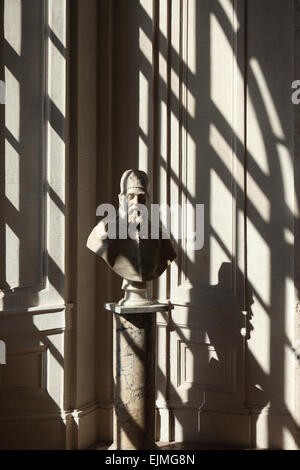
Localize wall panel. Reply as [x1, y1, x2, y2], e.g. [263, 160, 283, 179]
[0, 0, 69, 449]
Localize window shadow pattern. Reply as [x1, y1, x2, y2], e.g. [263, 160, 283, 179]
[109, 0, 300, 450]
[0, 0, 69, 449]
[0, 0, 299, 451]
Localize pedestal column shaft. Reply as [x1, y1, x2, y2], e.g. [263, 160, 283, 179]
[113, 312, 156, 450]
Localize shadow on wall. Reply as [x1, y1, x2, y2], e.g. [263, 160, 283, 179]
[0, 0, 69, 449]
[0, 0, 299, 450]
[106, 0, 300, 450]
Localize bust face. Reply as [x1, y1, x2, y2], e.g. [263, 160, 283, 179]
[126, 188, 148, 207]
[119, 187, 149, 225]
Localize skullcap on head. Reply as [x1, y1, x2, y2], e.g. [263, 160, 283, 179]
[120, 169, 149, 195]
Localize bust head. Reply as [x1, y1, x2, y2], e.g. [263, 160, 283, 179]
[87, 169, 176, 283]
[118, 169, 150, 223]
[119, 169, 149, 197]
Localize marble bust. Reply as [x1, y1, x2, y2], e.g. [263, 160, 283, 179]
[87, 169, 176, 305]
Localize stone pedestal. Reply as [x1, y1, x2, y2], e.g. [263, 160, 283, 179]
[104, 303, 171, 450]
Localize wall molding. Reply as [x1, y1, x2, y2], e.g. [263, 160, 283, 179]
[0, 302, 74, 317]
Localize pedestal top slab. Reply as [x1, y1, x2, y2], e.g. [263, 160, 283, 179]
[104, 302, 173, 314]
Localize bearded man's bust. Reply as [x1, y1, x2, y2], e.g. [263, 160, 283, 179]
[87, 169, 176, 283]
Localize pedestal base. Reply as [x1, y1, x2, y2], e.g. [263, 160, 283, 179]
[118, 279, 153, 306]
[104, 302, 172, 450]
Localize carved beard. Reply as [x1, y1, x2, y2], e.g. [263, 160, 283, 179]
[127, 204, 144, 225]
[119, 196, 147, 226]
